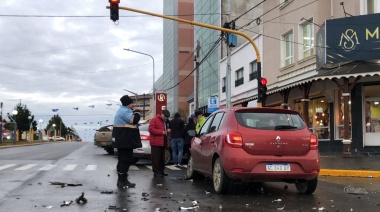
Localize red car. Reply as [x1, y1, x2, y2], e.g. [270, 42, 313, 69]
[186, 107, 320, 194]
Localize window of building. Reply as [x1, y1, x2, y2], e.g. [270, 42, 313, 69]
[249, 60, 257, 81]
[222, 77, 226, 93]
[300, 18, 314, 59]
[364, 85, 380, 133]
[282, 30, 294, 67]
[235, 68, 244, 87]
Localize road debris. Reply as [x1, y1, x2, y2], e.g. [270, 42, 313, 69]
[344, 186, 368, 195]
[49, 181, 82, 188]
[179, 200, 200, 211]
[204, 190, 210, 195]
[100, 191, 113, 194]
[75, 192, 87, 204]
[108, 205, 120, 210]
[60, 200, 73, 207]
[43, 205, 53, 209]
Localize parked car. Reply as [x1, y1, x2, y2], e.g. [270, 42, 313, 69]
[186, 107, 320, 194]
[49, 136, 65, 141]
[94, 125, 115, 154]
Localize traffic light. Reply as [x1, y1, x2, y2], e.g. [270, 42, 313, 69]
[109, 0, 120, 22]
[259, 77, 268, 103]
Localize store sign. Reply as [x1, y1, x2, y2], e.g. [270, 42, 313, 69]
[155, 92, 167, 116]
[207, 97, 219, 113]
[316, 13, 380, 70]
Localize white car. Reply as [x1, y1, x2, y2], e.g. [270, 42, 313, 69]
[49, 136, 65, 141]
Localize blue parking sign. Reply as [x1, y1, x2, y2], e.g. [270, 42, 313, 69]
[208, 97, 219, 113]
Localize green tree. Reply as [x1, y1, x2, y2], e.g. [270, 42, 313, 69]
[7, 103, 34, 140]
[46, 115, 68, 137]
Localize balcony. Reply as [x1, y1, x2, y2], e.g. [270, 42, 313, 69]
[235, 77, 244, 87]
[249, 71, 258, 81]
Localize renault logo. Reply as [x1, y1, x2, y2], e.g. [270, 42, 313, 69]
[276, 136, 281, 142]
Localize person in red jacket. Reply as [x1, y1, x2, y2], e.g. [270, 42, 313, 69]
[149, 110, 171, 177]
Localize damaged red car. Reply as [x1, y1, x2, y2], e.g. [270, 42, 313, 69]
[186, 107, 320, 194]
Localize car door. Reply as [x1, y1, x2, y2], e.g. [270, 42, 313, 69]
[201, 112, 225, 174]
[192, 115, 213, 173]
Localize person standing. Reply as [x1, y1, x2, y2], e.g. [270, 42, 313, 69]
[183, 116, 196, 157]
[169, 112, 185, 166]
[112, 95, 142, 188]
[194, 110, 206, 133]
[149, 110, 171, 177]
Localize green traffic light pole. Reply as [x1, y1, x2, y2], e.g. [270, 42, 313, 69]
[107, 5, 264, 107]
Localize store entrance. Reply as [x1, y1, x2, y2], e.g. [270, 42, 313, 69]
[363, 85, 380, 146]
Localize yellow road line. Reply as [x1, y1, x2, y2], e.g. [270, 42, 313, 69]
[320, 169, 380, 178]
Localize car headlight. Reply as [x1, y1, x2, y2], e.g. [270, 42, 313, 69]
[6, 136, 11, 139]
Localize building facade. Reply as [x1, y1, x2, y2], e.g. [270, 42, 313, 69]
[157, 0, 194, 116]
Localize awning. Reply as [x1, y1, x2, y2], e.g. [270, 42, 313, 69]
[268, 61, 380, 95]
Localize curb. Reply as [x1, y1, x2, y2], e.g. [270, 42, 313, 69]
[320, 169, 380, 178]
[0, 143, 43, 149]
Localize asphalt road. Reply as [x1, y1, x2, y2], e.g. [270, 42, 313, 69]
[0, 142, 379, 211]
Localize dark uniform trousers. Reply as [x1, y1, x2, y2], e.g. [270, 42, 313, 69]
[117, 148, 134, 174]
[151, 146, 166, 174]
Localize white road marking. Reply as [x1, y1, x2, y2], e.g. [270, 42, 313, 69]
[146, 165, 152, 170]
[166, 165, 181, 170]
[15, 164, 37, 170]
[63, 165, 77, 171]
[85, 165, 97, 171]
[0, 164, 17, 170]
[129, 165, 140, 171]
[39, 164, 57, 170]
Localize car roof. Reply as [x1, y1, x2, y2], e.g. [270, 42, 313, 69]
[214, 107, 299, 115]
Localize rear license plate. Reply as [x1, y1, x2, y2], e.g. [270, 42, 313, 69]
[266, 163, 290, 172]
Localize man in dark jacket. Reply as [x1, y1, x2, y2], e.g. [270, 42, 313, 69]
[112, 95, 142, 188]
[169, 112, 185, 166]
[148, 110, 170, 177]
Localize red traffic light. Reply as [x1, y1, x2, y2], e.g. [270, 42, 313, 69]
[260, 78, 267, 86]
[109, 0, 120, 3]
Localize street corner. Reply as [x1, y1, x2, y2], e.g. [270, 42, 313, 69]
[320, 169, 380, 178]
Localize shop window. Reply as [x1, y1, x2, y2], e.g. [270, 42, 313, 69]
[337, 97, 352, 139]
[364, 85, 380, 133]
[295, 97, 330, 140]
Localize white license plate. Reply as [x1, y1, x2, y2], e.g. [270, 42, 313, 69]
[266, 163, 290, 172]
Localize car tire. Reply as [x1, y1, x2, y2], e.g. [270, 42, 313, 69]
[164, 148, 171, 165]
[105, 147, 115, 155]
[295, 177, 318, 194]
[213, 158, 231, 194]
[186, 155, 202, 179]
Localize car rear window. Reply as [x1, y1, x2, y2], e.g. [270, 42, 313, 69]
[139, 124, 149, 131]
[235, 111, 306, 130]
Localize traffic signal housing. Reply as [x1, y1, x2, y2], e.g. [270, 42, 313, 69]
[259, 77, 268, 103]
[109, 0, 120, 22]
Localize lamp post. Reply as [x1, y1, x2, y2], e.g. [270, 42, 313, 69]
[39, 119, 43, 141]
[52, 124, 56, 142]
[12, 110, 18, 144]
[28, 116, 32, 142]
[123, 48, 155, 116]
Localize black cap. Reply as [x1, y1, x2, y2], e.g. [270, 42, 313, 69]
[120, 95, 133, 106]
[174, 112, 180, 118]
[162, 110, 170, 118]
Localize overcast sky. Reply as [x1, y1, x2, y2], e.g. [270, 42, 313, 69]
[0, 0, 163, 141]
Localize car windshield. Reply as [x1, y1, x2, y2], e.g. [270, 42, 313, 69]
[235, 111, 306, 130]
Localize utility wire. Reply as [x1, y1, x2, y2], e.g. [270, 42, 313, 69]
[231, 0, 266, 22]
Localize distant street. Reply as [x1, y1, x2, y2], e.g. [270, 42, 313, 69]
[0, 143, 379, 211]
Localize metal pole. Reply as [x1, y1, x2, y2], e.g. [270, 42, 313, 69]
[123, 48, 155, 116]
[143, 93, 146, 120]
[226, 39, 232, 108]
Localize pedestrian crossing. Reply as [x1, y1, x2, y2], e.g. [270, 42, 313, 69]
[0, 164, 187, 172]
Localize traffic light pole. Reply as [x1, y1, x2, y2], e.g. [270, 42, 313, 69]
[107, 5, 263, 106]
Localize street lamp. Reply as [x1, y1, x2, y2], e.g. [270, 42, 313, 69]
[123, 89, 138, 104]
[123, 48, 155, 116]
[28, 116, 32, 142]
[12, 110, 18, 144]
[52, 124, 56, 142]
[39, 119, 43, 141]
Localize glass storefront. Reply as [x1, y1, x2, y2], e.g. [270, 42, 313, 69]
[363, 85, 380, 146]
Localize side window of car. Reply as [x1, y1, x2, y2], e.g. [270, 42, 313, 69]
[208, 112, 225, 133]
[199, 115, 214, 136]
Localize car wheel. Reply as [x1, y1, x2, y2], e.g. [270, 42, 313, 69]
[186, 155, 202, 179]
[164, 148, 171, 165]
[295, 177, 318, 194]
[213, 158, 231, 194]
[105, 147, 115, 155]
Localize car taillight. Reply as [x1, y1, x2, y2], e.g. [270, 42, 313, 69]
[310, 134, 318, 150]
[141, 135, 150, 140]
[224, 132, 243, 148]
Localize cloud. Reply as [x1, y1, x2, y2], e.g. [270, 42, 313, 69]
[0, 0, 163, 140]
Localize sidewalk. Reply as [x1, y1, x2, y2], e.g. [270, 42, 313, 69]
[320, 154, 380, 178]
